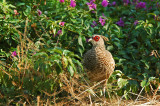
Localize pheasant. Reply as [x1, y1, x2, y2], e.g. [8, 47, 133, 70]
[83, 35, 115, 83]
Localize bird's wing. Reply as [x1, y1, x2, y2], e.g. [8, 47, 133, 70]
[83, 49, 97, 71]
[103, 50, 115, 75]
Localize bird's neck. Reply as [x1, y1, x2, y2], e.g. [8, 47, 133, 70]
[92, 46, 105, 50]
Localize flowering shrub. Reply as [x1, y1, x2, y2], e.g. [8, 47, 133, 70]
[0, 0, 160, 105]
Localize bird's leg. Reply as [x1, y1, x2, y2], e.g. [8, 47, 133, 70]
[103, 79, 108, 97]
[89, 94, 92, 105]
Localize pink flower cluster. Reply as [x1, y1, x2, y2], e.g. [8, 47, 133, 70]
[12, 51, 17, 57]
[136, 2, 146, 9]
[59, 0, 76, 7]
[86, 1, 96, 10]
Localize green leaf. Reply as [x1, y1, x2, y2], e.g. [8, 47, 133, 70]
[78, 35, 84, 48]
[140, 80, 149, 87]
[119, 58, 126, 63]
[148, 77, 155, 81]
[112, 70, 123, 76]
[63, 50, 70, 56]
[17, 3, 25, 6]
[53, 47, 63, 54]
[107, 45, 114, 51]
[68, 65, 74, 76]
[72, 58, 83, 70]
[23, 6, 31, 16]
[33, 52, 48, 58]
[8, 4, 16, 8]
[62, 56, 68, 68]
[117, 78, 128, 88]
[135, 25, 142, 29]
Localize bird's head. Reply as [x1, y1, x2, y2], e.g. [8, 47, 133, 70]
[88, 35, 109, 47]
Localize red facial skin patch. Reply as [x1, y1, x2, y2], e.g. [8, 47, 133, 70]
[93, 36, 100, 41]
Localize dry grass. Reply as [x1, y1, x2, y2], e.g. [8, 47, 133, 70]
[31, 71, 160, 106]
[1, 18, 160, 106]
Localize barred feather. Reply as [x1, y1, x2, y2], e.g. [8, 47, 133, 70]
[83, 35, 115, 82]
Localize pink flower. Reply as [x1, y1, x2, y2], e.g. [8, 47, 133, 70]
[132, 0, 139, 4]
[37, 9, 42, 16]
[57, 30, 62, 35]
[14, 10, 19, 15]
[99, 17, 106, 26]
[90, 0, 95, 2]
[59, 0, 64, 3]
[112, 1, 116, 6]
[86, 38, 89, 42]
[116, 18, 124, 27]
[123, 0, 130, 4]
[91, 21, 97, 27]
[136, 2, 146, 9]
[101, 0, 109, 7]
[59, 22, 65, 26]
[156, 2, 160, 8]
[134, 20, 139, 25]
[12, 51, 17, 57]
[53, 34, 57, 37]
[70, 0, 76, 7]
[53, 30, 62, 37]
[123, 0, 130, 6]
[86, 1, 97, 10]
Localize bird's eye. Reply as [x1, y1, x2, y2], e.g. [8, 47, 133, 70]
[93, 36, 100, 41]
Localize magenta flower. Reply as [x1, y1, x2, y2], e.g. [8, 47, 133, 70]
[132, 0, 139, 4]
[37, 9, 42, 16]
[112, 1, 116, 6]
[57, 30, 62, 35]
[12, 51, 17, 57]
[59, 0, 64, 3]
[134, 20, 139, 25]
[53, 34, 57, 37]
[123, 0, 130, 4]
[116, 18, 124, 27]
[99, 17, 106, 26]
[148, 6, 152, 10]
[86, 1, 97, 10]
[156, 2, 160, 8]
[59, 22, 65, 26]
[53, 30, 62, 37]
[70, 0, 76, 7]
[102, 13, 105, 17]
[136, 2, 146, 9]
[101, 0, 108, 7]
[91, 21, 97, 27]
[92, 11, 96, 13]
[123, 0, 130, 6]
[90, 0, 95, 2]
[86, 38, 89, 42]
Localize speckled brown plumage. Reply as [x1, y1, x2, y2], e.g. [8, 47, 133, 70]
[83, 35, 115, 82]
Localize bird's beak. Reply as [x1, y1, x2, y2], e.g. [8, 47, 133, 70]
[88, 38, 93, 42]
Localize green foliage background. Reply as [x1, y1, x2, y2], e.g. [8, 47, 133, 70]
[0, 0, 160, 105]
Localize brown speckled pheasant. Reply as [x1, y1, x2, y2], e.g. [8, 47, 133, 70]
[83, 35, 115, 82]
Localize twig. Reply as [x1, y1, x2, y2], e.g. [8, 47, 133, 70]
[118, 91, 129, 106]
[89, 94, 92, 105]
[134, 87, 145, 104]
[77, 79, 106, 97]
[128, 92, 150, 101]
[37, 96, 40, 106]
[1, 68, 12, 78]
[152, 83, 160, 100]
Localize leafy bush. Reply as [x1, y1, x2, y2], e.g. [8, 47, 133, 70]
[0, 0, 160, 105]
